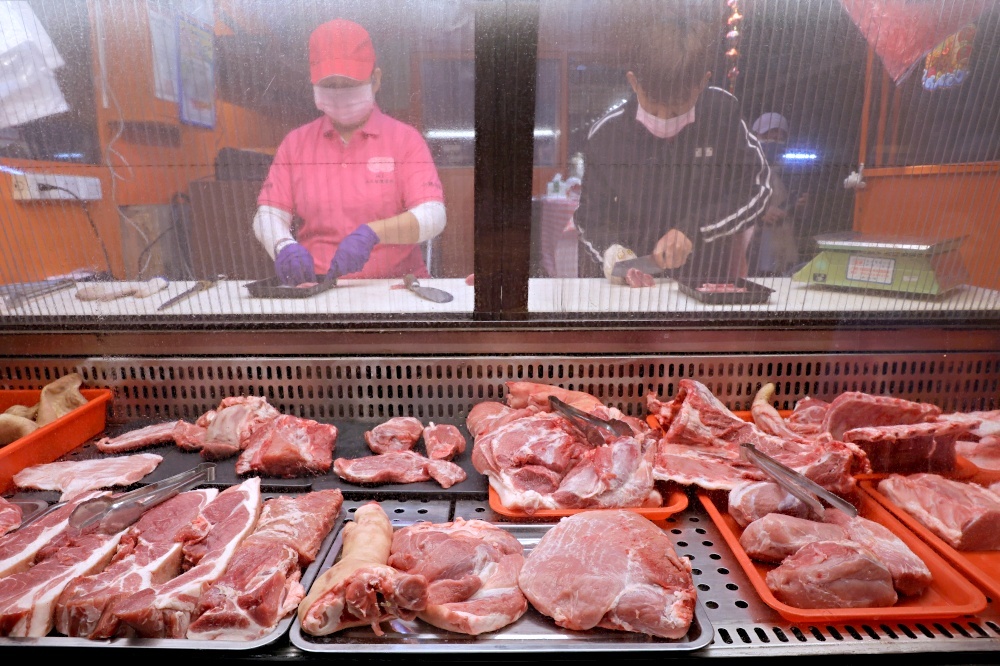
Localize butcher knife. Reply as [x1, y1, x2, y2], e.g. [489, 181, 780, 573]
[403, 273, 454, 303]
[157, 275, 222, 311]
[610, 254, 664, 279]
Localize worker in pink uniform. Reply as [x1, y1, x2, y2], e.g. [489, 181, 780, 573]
[253, 19, 446, 284]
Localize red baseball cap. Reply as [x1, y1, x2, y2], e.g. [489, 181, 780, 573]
[309, 19, 375, 84]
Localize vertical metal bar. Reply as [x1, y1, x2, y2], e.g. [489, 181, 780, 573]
[474, 0, 538, 319]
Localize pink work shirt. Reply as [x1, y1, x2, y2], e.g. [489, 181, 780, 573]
[258, 107, 444, 279]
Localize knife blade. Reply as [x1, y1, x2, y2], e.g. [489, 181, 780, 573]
[610, 254, 664, 279]
[157, 276, 221, 311]
[403, 274, 454, 303]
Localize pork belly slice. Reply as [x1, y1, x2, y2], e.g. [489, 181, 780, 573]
[298, 503, 428, 636]
[518, 510, 695, 639]
[53, 488, 218, 638]
[334, 451, 465, 489]
[423, 422, 466, 460]
[200, 396, 280, 460]
[13, 453, 163, 502]
[739, 514, 847, 564]
[0, 522, 127, 637]
[111, 477, 263, 638]
[728, 481, 812, 528]
[0, 492, 104, 579]
[187, 490, 343, 641]
[843, 421, 967, 474]
[824, 509, 931, 597]
[235, 415, 337, 478]
[0, 499, 22, 537]
[96, 421, 181, 453]
[388, 518, 527, 635]
[365, 417, 424, 454]
[877, 473, 1000, 550]
[821, 392, 941, 441]
[765, 540, 897, 609]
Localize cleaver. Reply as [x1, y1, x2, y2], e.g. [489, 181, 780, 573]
[610, 254, 664, 279]
[403, 274, 454, 303]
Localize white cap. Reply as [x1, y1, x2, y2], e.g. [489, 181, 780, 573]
[752, 112, 789, 136]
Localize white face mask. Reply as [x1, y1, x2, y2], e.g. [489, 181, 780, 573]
[314, 83, 375, 128]
[636, 103, 696, 139]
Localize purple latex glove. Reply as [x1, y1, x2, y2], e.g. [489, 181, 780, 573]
[326, 224, 380, 280]
[275, 242, 316, 286]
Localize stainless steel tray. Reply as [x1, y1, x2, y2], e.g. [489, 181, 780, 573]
[290, 520, 713, 653]
[0, 490, 346, 650]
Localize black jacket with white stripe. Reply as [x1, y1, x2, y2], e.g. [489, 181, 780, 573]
[574, 87, 772, 279]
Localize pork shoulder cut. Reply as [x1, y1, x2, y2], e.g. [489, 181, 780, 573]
[765, 540, 897, 609]
[739, 514, 847, 564]
[365, 417, 424, 454]
[728, 480, 812, 528]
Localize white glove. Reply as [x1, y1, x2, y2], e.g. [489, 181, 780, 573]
[602, 244, 637, 285]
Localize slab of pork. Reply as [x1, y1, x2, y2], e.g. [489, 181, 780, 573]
[0, 499, 21, 536]
[235, 414, 337, 477]
[739, 514, 847, 564]
[728, 481, 812, 527]
[423, 422, 466, 460]
[13, 453, 163, 501]
[765, 540, 897, 609]
[365, 417, 424, 454]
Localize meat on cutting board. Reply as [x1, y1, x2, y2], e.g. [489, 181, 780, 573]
[53, 488, 219, 639]
[388, 518, 527, 635]
[235, 414, 337, 477]
[364, 417, 424, 454]
[422, 422, 466, 460]
[298, 502, 428, 636]
[0, 499, 21, 537]
[877, 473, 1000, 551]
[739, 514, 847, 564]
[728, 480, 812, 527]
[110, 477, 263, 638]
[765, 540, 897, 609]
[518, 510, 696, 639]
[187, 489, 344, 641]
[333, 451, 466, 489]
[12, 453, 163, 502]
[0, 492, 105, 579]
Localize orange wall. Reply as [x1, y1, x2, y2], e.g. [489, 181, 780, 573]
[853, 166, 1000, 291]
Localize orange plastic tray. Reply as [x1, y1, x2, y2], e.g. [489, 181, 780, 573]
[488, 485, 689, 523]
[699, 491, 987, 622]
[0, 389, 112, 494]
[860, 478, 1000, 602]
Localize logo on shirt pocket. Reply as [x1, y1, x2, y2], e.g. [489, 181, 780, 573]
[368, 157, 395, 173]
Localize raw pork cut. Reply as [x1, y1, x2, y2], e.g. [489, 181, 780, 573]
[728, 480, 812, 527]
[54, 489, 218, 638]
[0, 518, 126, 636]
[96, 421, 180, 453]
[518, 510, 695, 639]
[505, 381, 604, 413]
[785, 397, 830, 436]
[111, 477, 263, 637]
[334, 451, 466, 489]
[388, 518, 527, 635]
[0, 492, 104, 579]
[821, 392, 940, 441]
[939, 410, 1000, 438]
[843, 421, 967, 474]
[0, 499, 21, 536]
[187, 489, 343, 641]
[422, 422, 466, 460]
[739, 514, 847, 563]
[199, 396, 280, 460]
[957, 435, 1000, 470]
[13, 453, 163, 501]
[877, 473, 1000, 550]
[765, 540, 897, 609]
[365, 417, 424, 454]
[298, 503, 428, 636]
[824, 509, 931, 596]
[235, 414, 337, 477]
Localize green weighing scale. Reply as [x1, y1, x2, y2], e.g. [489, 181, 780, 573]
[792, 233, 970, 297]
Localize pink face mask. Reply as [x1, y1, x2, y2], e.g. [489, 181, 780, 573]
[636, 103, 696, 139]
[314, 83, 375, 127]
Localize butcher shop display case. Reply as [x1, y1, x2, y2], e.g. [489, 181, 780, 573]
[3, 1, 1000, 665]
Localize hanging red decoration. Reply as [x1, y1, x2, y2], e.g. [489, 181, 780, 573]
[725, 0, 742, 93]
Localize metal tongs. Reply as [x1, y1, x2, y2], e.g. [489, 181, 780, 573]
[68, 462, 216, 533]
[549, 396, 633, 446]
[740, 443, 858, 518]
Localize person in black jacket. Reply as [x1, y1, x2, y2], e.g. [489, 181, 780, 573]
[575, 5, 772, 282]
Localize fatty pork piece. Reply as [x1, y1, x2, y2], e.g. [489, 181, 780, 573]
[518, 510, 696, 639]
[388, 518, 527, 635]
[0, 498, 21, 536]
[739, 514, 847, 564]
[365, 416, 424, 454]
[334, 451, 466, 489]
[823, 509, 932, 597]
[939, 409, 1000, 438]
[821, 391, 941, 441]
[956, 435, 1000, 471]
[765, 540, 897, 609]
[728, 480, 812, 528]
[12, 453, 163, 501]
[877, 473, 1000, 551]
[198, 395, 280, 460]
[110, 477, 263, 638]
[187, 489, 344, 641]
[423, 422, 467, 460]
[298, 502, 428, 636]
[842, 421, 968, 474]
[235, 414, 337, 477]
[54, 488, 219, 639]
[94, 420, 208, 454]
